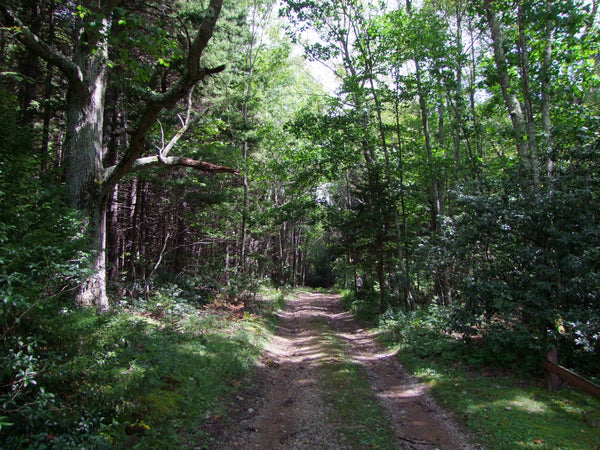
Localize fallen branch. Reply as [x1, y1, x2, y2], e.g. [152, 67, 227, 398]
[397, 435, 437, 447]
[105, 155, 239, 178]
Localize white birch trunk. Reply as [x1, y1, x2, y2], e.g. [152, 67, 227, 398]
[483, 0, 529, 163]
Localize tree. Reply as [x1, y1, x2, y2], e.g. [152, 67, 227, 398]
[0, 0, 236, 307]
[282, 0, 395, 307]
[481, 0, 531, 175]
[445, 0, 600, 368]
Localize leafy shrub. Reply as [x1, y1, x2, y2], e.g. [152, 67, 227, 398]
[223, 271, 261, 303]
[377, 304, 545, 374]
[341, 289, 381, 321]
[0, 91, 96, 447]
[0, 337, 55, 441]
[559, 310, 600, 379]
[378, 308, 418, 344]
[378, 305, 459, 361]
[478, 327, 543, 373]
[445, 146, 600, 374]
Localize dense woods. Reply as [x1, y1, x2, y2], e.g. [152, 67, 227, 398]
[1, 0, 599, 446]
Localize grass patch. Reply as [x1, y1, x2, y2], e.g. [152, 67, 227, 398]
[1, 288, 285, 449]
[377, 309, 600, 449]
[256, 287, 287, 328]
[319, 327, 398, 449]
[423, 365, 600, 449]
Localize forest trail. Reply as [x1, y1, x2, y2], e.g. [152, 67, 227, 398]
[213, 292, 475, 449]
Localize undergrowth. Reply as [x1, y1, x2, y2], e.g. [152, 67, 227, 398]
[1, 285, 283, 449]
[375, 304, 600, 449]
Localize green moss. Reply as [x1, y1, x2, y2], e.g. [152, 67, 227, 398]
[143, 390, 183, 417]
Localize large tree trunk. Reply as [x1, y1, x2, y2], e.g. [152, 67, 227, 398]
[77, 199, 109, 306]
[64, 20, 110, 307]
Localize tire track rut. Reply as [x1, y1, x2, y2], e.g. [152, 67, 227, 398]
[214, 292, 475, 449]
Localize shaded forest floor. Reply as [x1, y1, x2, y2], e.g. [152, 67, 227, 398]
[209, 291, 475, 449]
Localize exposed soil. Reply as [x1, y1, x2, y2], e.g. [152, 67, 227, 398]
[209, 292, 477, 449]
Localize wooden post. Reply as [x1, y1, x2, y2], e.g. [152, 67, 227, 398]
[543, 347, 600, 400]
[545, 347, 560, 392]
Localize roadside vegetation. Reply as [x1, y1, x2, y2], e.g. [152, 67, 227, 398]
[1, 285, 283, 448]
[361, 294, 600, 450]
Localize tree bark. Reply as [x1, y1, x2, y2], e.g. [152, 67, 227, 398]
[103, 85, 122, 282]
[107, 188, 120, 282]
[453, 5, 464, 180]
[394, 91, 413, 310]
[39, 1, 56, 172]
[129, 180, 147, 283]
[127, 178, 139, 280]
[77, 199, 108, 306]
[64, 15, 111, 306]
[540, 3, 554, 179]
[482, 0, 529, 167]
[517, 4, 540, 188]
[173, 200, 187, 274]
[415, 59, 442, 232]
[17, 0, 42, 127]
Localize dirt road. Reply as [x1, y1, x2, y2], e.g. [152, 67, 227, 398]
[213, 292, 475, 449]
